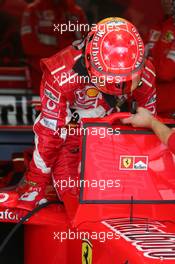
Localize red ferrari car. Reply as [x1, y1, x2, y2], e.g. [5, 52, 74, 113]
[0, 108, 175, 264]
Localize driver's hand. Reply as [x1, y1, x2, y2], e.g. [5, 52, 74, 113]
[122, 107, 154, 128]
[115, 106, 120, 112]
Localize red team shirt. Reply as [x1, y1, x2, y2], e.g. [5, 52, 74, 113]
[146, 17, 175, 113]
[147, 17, 175, 82]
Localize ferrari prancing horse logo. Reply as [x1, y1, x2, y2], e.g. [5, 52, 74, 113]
[123, 158, 132, 168]
[82, 239, 92, 264]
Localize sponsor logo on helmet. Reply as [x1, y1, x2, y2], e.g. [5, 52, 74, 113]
[91, 30, 106, 72]
[131, 27, 144, 68]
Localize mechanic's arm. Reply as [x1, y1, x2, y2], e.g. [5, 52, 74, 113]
[123, 107, 173, 145]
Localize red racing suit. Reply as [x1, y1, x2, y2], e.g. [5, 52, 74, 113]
[22, 44, 157, 203]
[146, 17, 175, 114]
[168, 132, 175, 154]
[21, 0, 87, 92]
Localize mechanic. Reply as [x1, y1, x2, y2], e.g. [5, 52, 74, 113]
[146, 0, 175, 114]
[21, 0, 87, 93]
[123, 107, 175, 154]
[0, 0, 25, 66]
[0, 17, 156, 211]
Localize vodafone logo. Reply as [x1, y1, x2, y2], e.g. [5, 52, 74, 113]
[0, 193, 9, 203]
[0, 209, 19, 221]
[46, 99, 56, 111]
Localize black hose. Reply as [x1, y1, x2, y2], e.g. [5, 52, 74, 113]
[0, 201, 63, 254]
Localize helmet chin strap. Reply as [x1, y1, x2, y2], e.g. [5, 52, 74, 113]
[122, 83, 125, 96]
[121, 81, 133, 97]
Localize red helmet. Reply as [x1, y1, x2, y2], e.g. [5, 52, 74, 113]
[85, 17, 145, 95]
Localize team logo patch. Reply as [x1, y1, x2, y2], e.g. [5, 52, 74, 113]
[122, 157, 133, 169]
[120, 156, 148, 170]
[82, 239, 92, 264]
[145, 94, 156, 106]
[150, 30, 161, 42]
[43, 82, 61, 118]
[74, 86, 99, 108]
[86, 87, 99, 98]
[162, 31, 174, 43]
[44, 88, 60, 103]
[40, 117, 57, 131]
[20, 191, 39, 202]
[0, 193, 9, 203]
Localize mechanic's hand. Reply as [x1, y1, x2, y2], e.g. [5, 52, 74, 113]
[122, 107, 154, 128]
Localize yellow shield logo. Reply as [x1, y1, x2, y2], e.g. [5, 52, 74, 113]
[82, 240, 92, 264]
[123, 158, 132, 168]
[86, 87, 99, 98]
[163, 31, 174, 42]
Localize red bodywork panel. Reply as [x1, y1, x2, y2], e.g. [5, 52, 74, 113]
[81, 126, 175, 202]
[63, 114, 175, 226]
[1, 205, 175, 263]
[1, 113, 175, 263]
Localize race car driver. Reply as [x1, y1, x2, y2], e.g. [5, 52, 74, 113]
[0, 17, 157, 211]
[123, 107, 175, 154]
[21, 0, 87, 92]
[146, 0, 175, 114]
